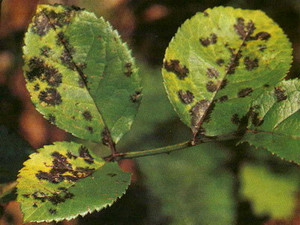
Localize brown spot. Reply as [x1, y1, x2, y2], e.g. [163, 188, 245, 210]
[33, 203, 38, 208]
[124, 62, 133, 77]
[244, 57, 258, 71]
[206, 67, 219, 78]
[60, 49, 76, 71]
[206, 81, 217, 92]
[31, 11, 51, 36]
[238, 88, 253, 98]
[255, 32, 271, 41]
[264, 84, 270, 88]
[48, 114, 56, 124]
[251, 111, 264, 126]
[218, 95, 228, 102]
[220, 79, 227, 89]
[38, 88, 62, 106]
[101, 127, 111, 147]
[203, 11, 209, 17]
[216, 59, 224, 66]
[22, 194, 30, 198]
[231, 114, 240, 125]
[234, 17, 255, 40]
[163, 59, 189, 80]
[82, 111, 92, 121]
[274, 87, 287, 102]
[66, 151, 78, 159]
[178, 90, 194, 104]
[107, 173, 117, 177]
[40, 46, 51, 57]
[130, 91, 142, 103]
[49, 208, 57, 214]
[200, 33, 218, 47]
[226, 48, 242, 75]
[44, 67, 63, 87]
[258, 45, 267, 52]
[52, 151, 72, 172]
[79, 146, 94, 164]
[86, 126, 94, 134]
[26, 57, 45, 82]
[34, 84, 40, 91]
[190, 100, 211, 131]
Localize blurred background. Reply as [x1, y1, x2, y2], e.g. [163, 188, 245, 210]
[0, 0, 300, 224]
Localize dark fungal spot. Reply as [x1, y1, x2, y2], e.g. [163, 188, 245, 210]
[66, 151, 78, 159]
[33, 203, 38, 208]
[238, 88, 253, 98]
[79, 145, 94, 164]
[124, 62, 133, 77]
[38, 88, 62, 106]
[101, 127, 111, 147]
[26, 57, 45, 82]
[274, 87, 287, 102]
[220, 79, 227, 89]
[163, 59, 189, 80]
[48, 114, 56, 124]
[107, 173, 117, 177]
[244, 57, 258, 71]
[44, 67, 62, 87]
[255, 32, 271, 41]
[264, 84, 270, 88]
[189, 100, 211, 131]
[178, 90, 194, 104]
[34, 84, 40, 91]
[74, 167, 95, 177]
[51, 151, 73, 172]
[71, 5, 83, 11]
[40, 46, 51, 57]
[231, 114, 240, 125]
[32, 191, 47, 202]
[49, 208, 57, 215]
[226, 47, 242, 75]
[251, 111, 264, 126]
[76, 62, 87, 71]
[60, 49, 76, 71]
[258, 45, 267, 52]
[82, 111, 92, 121]
[45, 9, 72, 28]
[218, 95, 228, 102]
[206, 67, 219, 78]
[22, 194, 30, 198]
[216, 59, 224, 66]
[200, 33, 217, 47]
[203, 11, 209, 17]
[86, 126, 94, 134]
[234, 17, 255, 40]
[31, 11, 51, 36]
[206, 81, 217, 92]
[130, 91, 142, 103]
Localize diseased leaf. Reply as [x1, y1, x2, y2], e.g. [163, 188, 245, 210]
[23, 4, 141, 144]
[0, 126, 33, 184]
[17, 142, 131, 222]
[240, 164, 299, 219]
[138, 144, 235, 225]
[162, 6, 292, 137]
[240, 79, 300, 164]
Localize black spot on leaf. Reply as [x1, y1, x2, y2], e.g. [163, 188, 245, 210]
[255, 32, 271, 41]
[60, 49, 76, 71]
[206, 67, 219, 78]
[130, 91, 142, 103]
[33, 203, 38, 208]
[49, 208, 57, 214]
[216, 59, 224, 66]
[51, 151, 73, 173]
[190, 100, 211, 130]
[238, 88, 253, 98]
[203, 11, 209, 17]
[22, 194, 30, 198]
[231, 114, 240, 125]
[44, 67, 63, 87]
[206, 81, 217, 92]
[40, 46, 51, 57]
[226, 48, 242, 75]
[79, 146, 94, 164]
[34, 84, 40, 91]
[220, 79, 228, 89]
[164, 59, 189, 80]
[258, 45, 267, 52]
[218, 95, 228, 102]
[264, 84, 270, 88]
[124, 62, 133, 77]
[234, 17, 255, 40]
[26, 57, 46, 82]
[48, 114, 56, 124]
[66, 151, 78, 159]
[107, 173, 117, 177]
[31, 12, 52, 36]
[101, 127, 111, 147]
[38, 88, 62, 106]
[200, 33, 217, 46]
[82, 111, 92, 121]
[274, 87, 287, 102]
[86, 126, 94, 134]
[244, 57, 259, 71]
[178, 90, 194, 104]
[250, 111, 264, 126]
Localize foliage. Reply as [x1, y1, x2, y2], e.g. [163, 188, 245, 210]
[0, 4, 299, 224]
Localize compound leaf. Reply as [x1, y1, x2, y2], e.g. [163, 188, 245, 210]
[240, 79, 300, 164]
[23, 4, 141, 144]
[162, 7, 292, 137]
[17, 142, 131, 222]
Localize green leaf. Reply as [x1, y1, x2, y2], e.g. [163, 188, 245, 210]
[162, 6, 292, 137]
[240, 79, 300, 164]
[138, 144, 235, 225]
[0, 126, 33, 184]
[240, 163, 299, 219]
[23, 4, 141, 144]
[17, 141, 131, 223]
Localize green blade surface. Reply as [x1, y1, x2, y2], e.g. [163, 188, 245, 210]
[17, 141, 131, 222]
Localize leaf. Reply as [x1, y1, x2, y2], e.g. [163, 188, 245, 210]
[17, 141, 131, 223]
[23, 4, 141, 144]
[162, 6, 292, 137]
[240, 79, 300, 164]
[0, 126, 33, 184]
[137, 144, 235, 225]
[240, 163, 299, 219]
